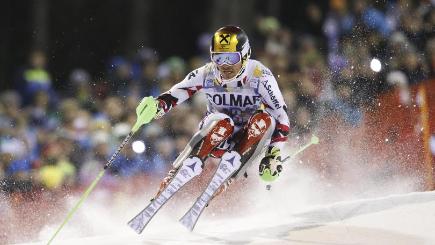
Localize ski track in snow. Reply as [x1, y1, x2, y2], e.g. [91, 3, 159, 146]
[11, 159, 435, 245]
[14, 190, 435, 245]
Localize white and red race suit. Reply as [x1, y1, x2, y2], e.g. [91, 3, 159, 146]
[156, 59, 290, 153]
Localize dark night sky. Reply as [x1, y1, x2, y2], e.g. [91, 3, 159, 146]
[0, 0, 328, 91]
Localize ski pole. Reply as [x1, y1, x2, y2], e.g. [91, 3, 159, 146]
[265, 135, 319, 190]
[281, 135, 320, 164]
[47, 97, 157, 245]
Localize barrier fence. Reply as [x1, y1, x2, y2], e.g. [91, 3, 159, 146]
[303, 79, 435, 191]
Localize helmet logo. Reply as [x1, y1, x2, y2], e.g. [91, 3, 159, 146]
[214, 32, 238, 52]
[219, 34, 231, 45]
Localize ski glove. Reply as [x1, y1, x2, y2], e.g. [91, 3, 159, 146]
[154, 99, 166, 119]
[259, 146, 282, 182]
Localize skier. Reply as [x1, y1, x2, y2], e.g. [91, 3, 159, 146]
[144, 25, 290, 198]
[48, 26, 292, 240]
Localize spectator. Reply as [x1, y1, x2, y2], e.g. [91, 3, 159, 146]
[79, 130, 111, 185]
[400, 51, 429, 85]
[15, 49, 57, 106]
[0, 0, 433, 206]
[37, 137, 76, 190]
[68, 68, 98, 112]
[95, 96, 125, 125]
[292, 105, 314, 136]
[327, 80, 364, 126]
[148, 137, 176, 175]
[0, 91, 36, 193]
[110, 122, 147, 177]
[26, 90, 56, 130]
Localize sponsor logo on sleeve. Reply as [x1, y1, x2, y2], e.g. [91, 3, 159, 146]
[262, 68, 272, 76]
[261, 80, 281, 109]
[204, 79, 214, 87]
[188, 69, 199, 80]
[249, 80, 259, 88]
[253, 65, 262, 78]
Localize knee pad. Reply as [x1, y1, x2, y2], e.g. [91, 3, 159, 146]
[232, 112, 276, 178]
[246, 112, 272, 140]
[199, 112, 234, 131]
[194, 118, 234, 159]
[173, 113, 234, 168]
[235, 112, 272, 154]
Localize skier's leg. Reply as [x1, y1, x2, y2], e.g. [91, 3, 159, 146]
[171, 113, 234, 168]
[235, 111, 275, 163]
[214, 111, 275, 196]
[190, 117, 234, 161]
[155, 113, 234, 197]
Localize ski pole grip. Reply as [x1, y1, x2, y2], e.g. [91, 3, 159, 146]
[132, 96, 158, 133]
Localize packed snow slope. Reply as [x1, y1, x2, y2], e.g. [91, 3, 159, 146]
[15, 158, 435, 245]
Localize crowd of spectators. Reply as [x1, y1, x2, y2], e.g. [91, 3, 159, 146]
[0, 0, 434, 199]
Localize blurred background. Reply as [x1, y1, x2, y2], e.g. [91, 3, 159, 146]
[1, 0, 435, 243]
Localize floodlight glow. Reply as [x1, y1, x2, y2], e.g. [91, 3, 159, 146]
[132, 140, 145, 153]
[370, 58, 382, 72]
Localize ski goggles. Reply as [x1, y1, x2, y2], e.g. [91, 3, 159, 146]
[211, 52, 241, 66]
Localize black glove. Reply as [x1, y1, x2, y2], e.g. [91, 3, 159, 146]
[154, 99, 166, 119]
[259, 146, 282, 182]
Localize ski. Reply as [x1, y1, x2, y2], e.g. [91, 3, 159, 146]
[127, 157, 203, 233]
[179, 151, 241, 231]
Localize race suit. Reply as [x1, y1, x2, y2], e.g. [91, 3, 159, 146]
[156, 59, 290, 153]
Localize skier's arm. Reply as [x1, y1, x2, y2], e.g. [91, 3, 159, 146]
[256, 70, 290, 182]
[154, 67, 205, 118]
[257, 73, 290, 153]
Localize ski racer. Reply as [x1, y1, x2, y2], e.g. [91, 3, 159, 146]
[143, 25, 290, 197]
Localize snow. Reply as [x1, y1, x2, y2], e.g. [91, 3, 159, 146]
[13, 189, 435, 245]
[10, 156, 435, 245]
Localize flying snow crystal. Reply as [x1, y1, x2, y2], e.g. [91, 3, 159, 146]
[370, 58, 382, 72]
[132, 140, 146, 153]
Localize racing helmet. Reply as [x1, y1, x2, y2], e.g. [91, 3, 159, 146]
[210, 25, 251, 82]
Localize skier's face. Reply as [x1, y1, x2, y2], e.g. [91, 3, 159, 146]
[217, 62, 242, 80]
